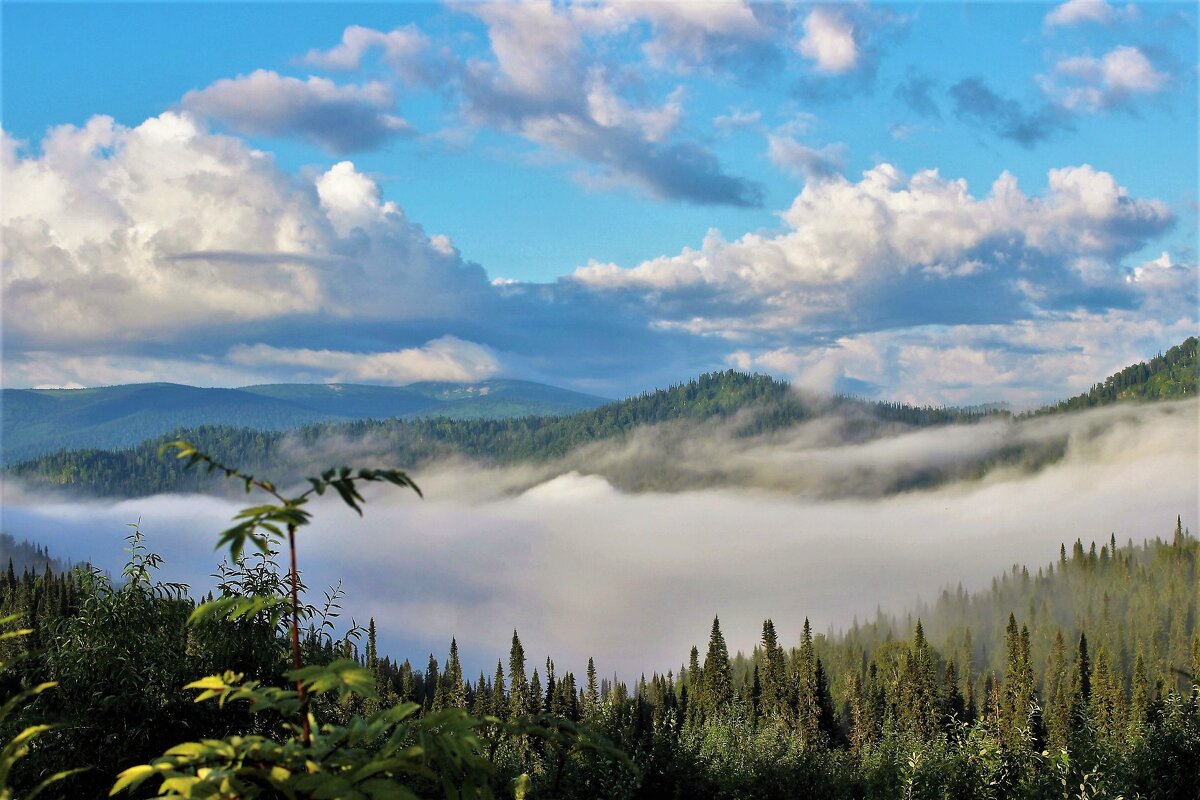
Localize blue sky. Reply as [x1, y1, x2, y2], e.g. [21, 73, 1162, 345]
[2, 1, 1196, 405]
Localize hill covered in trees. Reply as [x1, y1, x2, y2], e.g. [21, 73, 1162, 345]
[0, 379, 607, 463]
[6, 336, 1196, 500]
[1039, 336, 1197, 415]
[5, 371, 1002, 498]
[2, 513, 1196, 798]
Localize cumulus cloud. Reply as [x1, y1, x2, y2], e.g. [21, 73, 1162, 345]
[1044, 0, 1138, 28]
[624, 0, 781, 75]
[731, 304, 1196, 407]
[182, 70, 412, 153]
[1124, 250, 1195, 290]
[573, 163, 1174, 340]
[950, 77, 1074, 147]
[301, 24, 439, 85]
[1041, 46, 1169, 112]
[797, 7, 859, 74]
[0, 112, 493, 350]
[454, 1, 763, 207]
[0, 111, 731, 394]
[226, 336, 502, 385]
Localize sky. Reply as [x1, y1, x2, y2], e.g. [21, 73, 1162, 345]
[2, 0, 1197, 406]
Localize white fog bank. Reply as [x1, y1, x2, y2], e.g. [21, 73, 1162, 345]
[2, 400, 1196, 678]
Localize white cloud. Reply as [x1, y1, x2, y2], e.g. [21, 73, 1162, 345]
[11, 400, 1196, 676]
[573, 163, 1173, 336]
[226, 336, 503, 384]
[731, 305, 1196, 408]
[712, 109, 762, 132]
[1044, 0, 1137, 28]
[301, 24, 433, 85]
[1125, 250, 1195, 290]
[620, 0, 777, 73]
[766, 135, 846, 181]
[797, 8, 858, 74]
[452, 1, 762, 206]
[1043, 46, 1168, 112]
[1, 113, 490, 350]
[181, 70, 411, 153]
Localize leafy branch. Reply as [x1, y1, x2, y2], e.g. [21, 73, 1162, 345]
[159, 440, 422, 745]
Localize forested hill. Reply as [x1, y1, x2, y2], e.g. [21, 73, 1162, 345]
[0, 379, 607, 464]
[1038, 335, 1197, 415]
[6, 371, 996, 498]
[3, 512, 1197, 798]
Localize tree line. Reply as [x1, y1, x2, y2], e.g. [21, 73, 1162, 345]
[6, 370, 1000, 498]
[3, 516, 1196, 798]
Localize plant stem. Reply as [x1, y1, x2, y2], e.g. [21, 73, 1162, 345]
[287, 522, 310, 744]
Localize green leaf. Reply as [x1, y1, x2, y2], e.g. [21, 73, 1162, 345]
[110, 764, 157, 795]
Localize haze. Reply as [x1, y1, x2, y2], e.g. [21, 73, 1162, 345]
[3, 399, 1194, 678]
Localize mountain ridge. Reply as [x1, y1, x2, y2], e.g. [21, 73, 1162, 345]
[5, 336, 1195, 498]
[1, 379, 608, 463]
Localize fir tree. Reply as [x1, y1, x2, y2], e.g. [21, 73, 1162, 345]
[702, 615, 733, 715]
[509, 629, 530, 718]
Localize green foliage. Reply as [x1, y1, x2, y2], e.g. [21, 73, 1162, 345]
[1038, 336, 1197, 415]
[0, 615, 86, 800]
[104, 441, 624, 800]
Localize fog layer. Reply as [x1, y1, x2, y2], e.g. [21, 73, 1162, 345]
[2, 400, 1196, 678]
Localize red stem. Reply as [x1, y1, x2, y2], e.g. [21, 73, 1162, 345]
[288, 523, 310, 744]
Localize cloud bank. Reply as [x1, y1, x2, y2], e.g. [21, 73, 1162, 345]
[4, 400, 1195, 678]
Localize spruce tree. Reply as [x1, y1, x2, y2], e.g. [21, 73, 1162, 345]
[702, 615, 733, 715]
[795, 617, 823, 744]
[444, 638, 465, 709]
[509, 629, 530, 719]
[760, 619, 786, 720]
[491, 660, 507, 720]
[584, 657, 599, 718]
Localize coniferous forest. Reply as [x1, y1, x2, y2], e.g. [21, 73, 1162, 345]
[1, 441, 1198, 798]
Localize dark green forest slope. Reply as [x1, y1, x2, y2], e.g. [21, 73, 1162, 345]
[7, 336, 1196, 499]
[1, 379, 607, 463]
[3, 516, 1196, 798]
[6, 371, 998, 498]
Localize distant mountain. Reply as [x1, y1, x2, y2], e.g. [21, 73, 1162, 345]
[6, 336, 1195, 498]
[0, 379, 607, 463]
[5, 371, 999, 498]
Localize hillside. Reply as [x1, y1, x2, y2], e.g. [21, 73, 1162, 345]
[4, 370, 1003, 498]
[1038, 336, 1197, 415]
[6, 336, 1195, 499]
[0, 379, 607, 463]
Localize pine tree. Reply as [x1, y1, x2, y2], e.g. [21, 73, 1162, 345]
[491, 660, 507, 720]
[1045, 631, 1071, 749]
[426, 654, 441, 711]
[1128, 650, 1150, 736]
[529, 669, 542, 717]
[702, 615, 733, 715]
[795, 618, 823, 745]
[584, 657, 600, 718]
[444, 638, 465, 709]
[509, 629, 530, 719]
[366, 618, 378, 671]
[760, 618, 786, 721]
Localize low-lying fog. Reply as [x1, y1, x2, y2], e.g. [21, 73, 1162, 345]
[2, 400, 1196, 680]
